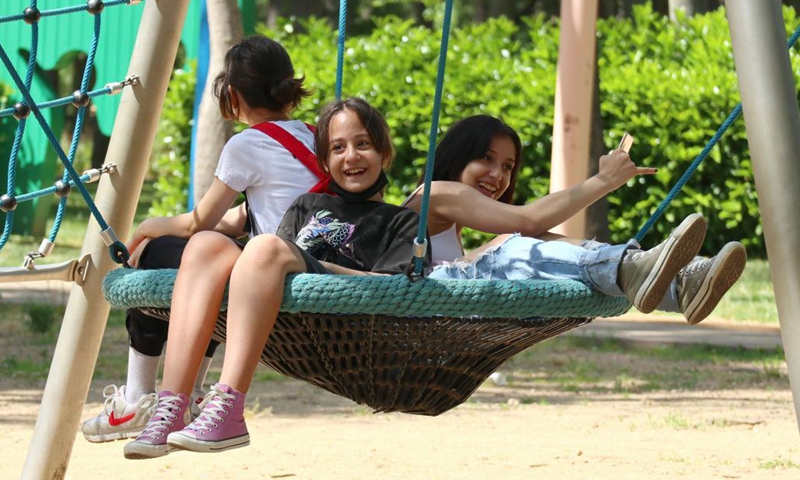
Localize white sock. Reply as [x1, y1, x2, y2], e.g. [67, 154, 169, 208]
[193, 356, 213, 397]
[124, 348, 161, 403]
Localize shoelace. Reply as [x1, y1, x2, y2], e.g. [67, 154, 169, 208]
[137, 392, 158, 410]
[102, 384, 157, 416]
[139, 395, 183, 440]
[186, 385, 235, 433]
[624, 248, 651, 262]
[101, 384, 123, 415]
[679, 257, 711, 279]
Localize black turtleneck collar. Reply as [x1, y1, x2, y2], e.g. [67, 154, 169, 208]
[328, 171, 389, 203]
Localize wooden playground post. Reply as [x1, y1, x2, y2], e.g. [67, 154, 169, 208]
[549, 0, 599, 239]
[726, 0, 800, 432]
[20, 1, 191, 478]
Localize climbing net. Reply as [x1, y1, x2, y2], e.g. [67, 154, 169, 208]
[0, 0, 140, 269]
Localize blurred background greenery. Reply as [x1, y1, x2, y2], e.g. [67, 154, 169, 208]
[2, 1, 796, 324]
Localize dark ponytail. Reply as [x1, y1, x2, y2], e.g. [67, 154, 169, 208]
[214, 35, 312, 119]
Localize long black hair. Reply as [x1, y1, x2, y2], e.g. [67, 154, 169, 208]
[426, 115, 523, 204]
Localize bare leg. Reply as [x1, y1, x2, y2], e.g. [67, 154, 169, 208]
[218, 235, 307, 393]
[161, 231, 243, 395]
[536, 231, 584, 245]
[460, 234, 512, 262]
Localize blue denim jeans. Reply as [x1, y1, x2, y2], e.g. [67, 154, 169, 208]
[428, 234, 680, 313]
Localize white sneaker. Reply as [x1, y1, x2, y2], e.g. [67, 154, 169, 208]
[81, 385, 157, 443]
[191, 388, 205, 419]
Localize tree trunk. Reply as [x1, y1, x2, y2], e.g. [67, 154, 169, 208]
[530, 1, 560, 17]
[599, 0, 636, 19]
[487, 0, 516, 19]
[669, 0, 710, 20]
[585, 51, 609, 242]
[193, 0, 243, 205]
[91, 126, 110, 170]
[266, 0, 329, 29]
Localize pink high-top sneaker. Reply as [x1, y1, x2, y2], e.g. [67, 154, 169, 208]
[167, 383, 250, 453]
[123, 391, 190, 459]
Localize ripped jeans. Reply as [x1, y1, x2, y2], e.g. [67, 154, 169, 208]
[428, 234, 680, 313]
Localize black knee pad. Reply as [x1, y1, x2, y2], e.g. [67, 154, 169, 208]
[126, 308, 169, 356]
[129, 235, 223, 359]
[139, 235, 189, 270]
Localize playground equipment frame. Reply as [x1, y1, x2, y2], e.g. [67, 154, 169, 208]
[16, 1, 800, 478]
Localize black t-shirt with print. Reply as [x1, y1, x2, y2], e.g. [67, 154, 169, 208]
[277, 193, 426, 274]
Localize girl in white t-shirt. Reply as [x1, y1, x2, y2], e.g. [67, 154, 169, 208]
[85, 36, 325, 445]
[127, 35, 321, 252]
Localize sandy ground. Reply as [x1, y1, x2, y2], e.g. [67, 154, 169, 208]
[1, 284, 796, 479]
[2, 377, 799, 480]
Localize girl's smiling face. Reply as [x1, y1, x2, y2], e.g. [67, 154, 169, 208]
[325, 109, 385, 199]
[458, 134, 516, 201]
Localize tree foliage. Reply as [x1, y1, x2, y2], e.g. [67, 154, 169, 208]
[152, 4, 800, 257]
[148, 62, 197, 217]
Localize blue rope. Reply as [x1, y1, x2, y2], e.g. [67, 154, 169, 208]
[0, 86, 113, 118]
[335, 0, 347, 100]
[14, 173, 95, 203]
[635, 23, 800, 243]
[0, 0, 131, 24]
[0, 1, 136, 263]
[50, 13, 103, 244]
[413, 0, 454, 277]
[0, 0, 38, 251]
[0, 44, 112, 240]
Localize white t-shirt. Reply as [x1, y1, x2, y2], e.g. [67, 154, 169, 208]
[214, 120, 319, 237]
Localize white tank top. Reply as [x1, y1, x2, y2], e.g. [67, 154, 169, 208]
[401, 185, 464, 265]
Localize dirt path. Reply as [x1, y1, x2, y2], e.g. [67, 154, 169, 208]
[2, 378, 798, 480]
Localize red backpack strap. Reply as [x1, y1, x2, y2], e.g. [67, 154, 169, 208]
[251, 122, 330, 194]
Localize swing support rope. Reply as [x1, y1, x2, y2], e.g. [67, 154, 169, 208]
[412, 0, 454, 278]
[634, 22, 800, 244]
[329, 0, 453, 278]
[335, 0, 347, 100]
[0, 0, 136, 265]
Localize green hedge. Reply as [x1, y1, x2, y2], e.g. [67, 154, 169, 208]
[158, 4, 800, 257]
[148, 62, 196, 217]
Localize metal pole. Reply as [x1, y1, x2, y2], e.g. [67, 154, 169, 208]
[20, 1, 191, 478]
[549, 0, 599, 238]
[726, 0, 800, 432]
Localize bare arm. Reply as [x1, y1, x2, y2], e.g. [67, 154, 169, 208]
[214, 203, 248, 238]
[422, 149, 655, 238]
[127, 178, 240, 254]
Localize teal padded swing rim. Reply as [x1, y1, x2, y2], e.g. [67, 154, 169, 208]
[103, 267, 631, 319]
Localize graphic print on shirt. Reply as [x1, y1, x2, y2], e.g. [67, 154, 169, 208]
[295, 210, 360, 266]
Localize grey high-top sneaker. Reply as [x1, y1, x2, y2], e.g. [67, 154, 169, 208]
[677, 242, 747, 325]
[618, 213, 707, 313]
